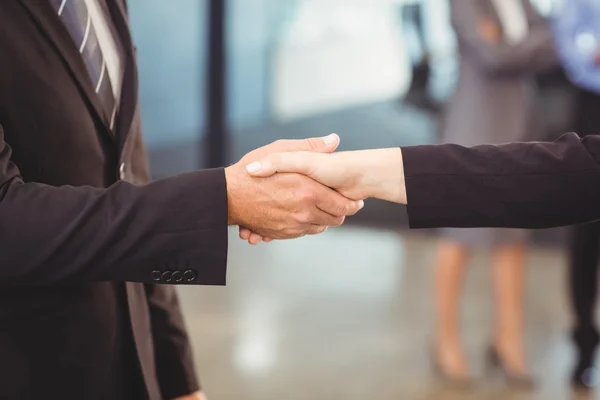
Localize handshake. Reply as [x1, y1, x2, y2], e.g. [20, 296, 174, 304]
[224, 134, 407, 244]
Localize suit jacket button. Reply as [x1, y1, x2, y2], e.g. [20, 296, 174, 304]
[183, 270, 197, 282]
[171, 271, 183, 282]
[150, 270, 162, 281]
[161, 271, 173, 283]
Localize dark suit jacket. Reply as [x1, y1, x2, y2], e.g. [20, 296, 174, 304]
[0, 1, 228, 399]
[403, 132, 600, 230]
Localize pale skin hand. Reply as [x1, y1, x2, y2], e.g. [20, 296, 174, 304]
[226, 134, 364, 242]
[240, 148, 406, 243]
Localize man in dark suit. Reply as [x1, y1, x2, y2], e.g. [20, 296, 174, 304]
[0, 1, 362, 399]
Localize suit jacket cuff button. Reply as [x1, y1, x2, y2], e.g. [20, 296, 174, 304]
[183, 270, 197, 282]
[161, 270, 173, 283]
[171, 271, 183, 283]
[150, 270, 162, 281]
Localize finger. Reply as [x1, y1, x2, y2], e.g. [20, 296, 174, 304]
[246, 151, 319, 177]
[263, 237, 274, 243]
[248, 232, 264, 245]
[304, 225, 328, 235]
[269, 133, 340, 154]
[239, 227, 252, 240]
[301, 208, 346, 227]
[313, 185, 365, 218]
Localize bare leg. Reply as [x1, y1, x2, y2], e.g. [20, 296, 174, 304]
[492, 242, 528, 374]
[434, 239, 471, 378]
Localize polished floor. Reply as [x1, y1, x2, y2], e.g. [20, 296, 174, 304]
[177, 226, 596, 400]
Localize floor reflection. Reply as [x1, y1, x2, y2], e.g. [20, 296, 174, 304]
[177, 226, 585, 400]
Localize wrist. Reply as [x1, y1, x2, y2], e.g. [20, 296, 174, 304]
[363, 148, 406, 204]
[224, 165, 243, 226]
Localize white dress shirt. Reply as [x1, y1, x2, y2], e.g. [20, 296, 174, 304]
[491, 0, 529, 44]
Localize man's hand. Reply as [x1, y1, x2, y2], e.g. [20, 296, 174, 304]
[172, 391, 207, 400]
[226, 134, 364, 241]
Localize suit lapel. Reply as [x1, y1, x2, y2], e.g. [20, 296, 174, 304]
[17, 0, 113, 140]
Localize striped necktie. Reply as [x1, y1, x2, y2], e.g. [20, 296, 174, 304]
[50, 0, 118, 130]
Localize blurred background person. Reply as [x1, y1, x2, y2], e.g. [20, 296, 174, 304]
[432, 0, 556, 387]
[400, 1, 442, 115]
[552, 0, 600, 389]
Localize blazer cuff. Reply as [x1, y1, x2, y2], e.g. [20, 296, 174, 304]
[145, 168, 229, 286]
[179, 168, 229, 286]
[401, 145, 463, 229]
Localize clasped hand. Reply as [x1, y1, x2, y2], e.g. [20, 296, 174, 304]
[224, 134, 365, 244]
[229, 135, 405, 244]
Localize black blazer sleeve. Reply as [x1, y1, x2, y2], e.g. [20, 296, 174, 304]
[402, 132, 600, 229]
[0, 126, 228, 285]
[145, 284, 200, 399]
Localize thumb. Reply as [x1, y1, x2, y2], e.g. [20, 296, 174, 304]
[246, 151, 316, 177]
[270, 133, 340, 154]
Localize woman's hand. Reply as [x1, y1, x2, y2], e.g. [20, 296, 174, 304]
[245, 148, 405, 203]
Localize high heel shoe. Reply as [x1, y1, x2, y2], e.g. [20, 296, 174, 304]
[485, 345, 536, 390]
[431, 346, 473, 390]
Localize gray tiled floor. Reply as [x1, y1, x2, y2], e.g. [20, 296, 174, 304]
[177, 226, 596, 400]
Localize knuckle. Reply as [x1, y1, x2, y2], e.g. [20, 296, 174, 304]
[304, 138, 318, 151]
[329, 202, 347, 218]
[300, 189, 316, 203]
[295, 211, 313, 224]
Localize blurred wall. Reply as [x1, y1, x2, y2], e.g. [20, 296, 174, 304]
[128, 0, 206, 148]
[227, 0, 272, 131]
[126, 0, 558, 150]
[271, 0, 409, 121]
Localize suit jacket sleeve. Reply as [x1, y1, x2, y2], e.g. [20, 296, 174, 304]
[402, 132, 600, 229]
[0, 125, 228, 285]
[145, 284, 201, 399]
[451, 0, 556, 75]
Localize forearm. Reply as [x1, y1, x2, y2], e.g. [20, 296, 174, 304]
[0, 170, 229, 285]
[401, 133, 600, 229]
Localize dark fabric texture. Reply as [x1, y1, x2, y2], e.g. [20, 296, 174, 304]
[568, 87, 600, 367]
[403, 132, 600, 229]
[0, 0, 229, 398]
